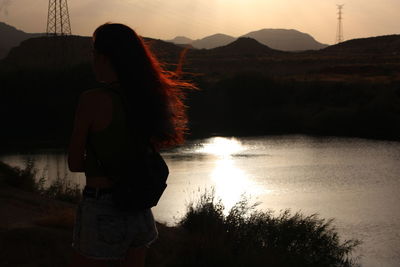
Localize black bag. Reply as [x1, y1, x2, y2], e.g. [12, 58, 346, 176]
[110, 144, 169, 211]
[88, 85, 169, 211]
[89, 141, 169, 211]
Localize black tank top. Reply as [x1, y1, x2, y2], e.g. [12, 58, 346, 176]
[84, 86, 135, 177]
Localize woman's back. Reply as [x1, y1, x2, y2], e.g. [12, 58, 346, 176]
[84, 85, 135, 178]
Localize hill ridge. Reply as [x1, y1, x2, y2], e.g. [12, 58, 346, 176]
[166, 28, 328, 51]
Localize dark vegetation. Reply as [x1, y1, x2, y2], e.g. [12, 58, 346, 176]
[172, 191, 360, 267]
[0, 34, 400, 150]
[0, 159, 81, 203]
[189, 72, 400, 139]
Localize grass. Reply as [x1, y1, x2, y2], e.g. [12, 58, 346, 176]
[0, 158, 41, 192]
[174, 190, 361, 267]
[0, 158, 81, 204]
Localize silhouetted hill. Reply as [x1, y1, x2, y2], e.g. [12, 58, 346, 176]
[322, 34, 400, 54]
[0, 35, 185, 70]
[167, 29, 328, 51]
[191, 33, 236, 49]
[2, 36, 92, 69]
[208, 37, 281, 56]
[167, 36, 193, 44]
[175, 43, 195, 49]
[0, 22, 44, 59]
[144, 38, 187, 57]
[242, 29, 328, 51]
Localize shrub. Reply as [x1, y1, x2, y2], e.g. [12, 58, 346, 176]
[0, 158, 42, 192]
[43, 177, 81, 204]
[177, 190, 360, 267]
[0, 159, 81, 204]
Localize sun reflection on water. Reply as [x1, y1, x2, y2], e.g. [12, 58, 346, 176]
[197, 137, 265, 211]
[197, 137, 244, 157]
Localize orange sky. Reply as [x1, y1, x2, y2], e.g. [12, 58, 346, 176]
[1, 0, 399, 45]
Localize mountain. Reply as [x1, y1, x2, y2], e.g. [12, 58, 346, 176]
[167, 29, 328, 51]
[1, 35, 185, 70]
[0, 21, 44, 59]
[242, 29, 328, 51]
[167, 36, 193, 44]
[321, 34, 400, 54]
[166, 33, 236, 49]
[209, 37, 280, 56]
[2, 36, 92, 69]
[191, 33, 237, 49]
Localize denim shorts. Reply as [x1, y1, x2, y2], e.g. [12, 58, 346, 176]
[72, 192, 158, 260]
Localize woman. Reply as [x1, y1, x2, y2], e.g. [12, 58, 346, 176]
[68, 23, 193, 267]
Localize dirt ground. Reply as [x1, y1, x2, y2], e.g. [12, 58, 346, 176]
[0, 169, 77, 266]
[0, 171, 182, 267]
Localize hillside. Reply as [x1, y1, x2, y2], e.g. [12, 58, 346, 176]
[2, 36, 92, 69]
[167, 36, 193, 44]
[0, 36, 184, 70]
[0, 22, 44, 59]
[2, 32, 400, 78]
[191, 33, 236, 49]
[167, 29, 328, 51]
[208, 37, 281, 56]
[322, 34, 400, 54]
[242, 29, 328, 51]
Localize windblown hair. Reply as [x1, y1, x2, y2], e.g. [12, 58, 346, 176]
[93, 23, 194, 148]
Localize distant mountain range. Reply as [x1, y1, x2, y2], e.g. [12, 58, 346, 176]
[191, 34, 237, 49]
[242, 29, 327, 51]
[0, 22, 45, 59]
[1, 20, 400, 75]
[167, 29, 328, 51]
[1, 22, 327, 60]
[168, 36, 193, 44]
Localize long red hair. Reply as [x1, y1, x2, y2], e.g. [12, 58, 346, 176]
[93, 23, 194, 148]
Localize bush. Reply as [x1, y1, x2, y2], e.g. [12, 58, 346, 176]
[43, 177, 81, 204]
[0, 158, 42, 192]
[177, 190, 360, 267]
[0, 159, 81, 204]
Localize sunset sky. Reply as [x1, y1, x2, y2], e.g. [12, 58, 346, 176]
[1, 0, 399, 45]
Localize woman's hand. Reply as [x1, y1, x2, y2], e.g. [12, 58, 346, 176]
[68, 91, 95, 172]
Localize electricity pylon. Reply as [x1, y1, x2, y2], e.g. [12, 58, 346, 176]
[46, 0, 72, 36]
[336, 4, 344, 44]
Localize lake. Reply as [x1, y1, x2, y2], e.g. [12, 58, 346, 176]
[1, 135, 399, 267]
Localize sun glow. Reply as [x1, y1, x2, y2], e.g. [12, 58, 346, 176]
[197, 137, 244, 156]
[211, 158, 263, 211]
[197, 137, 264, 211]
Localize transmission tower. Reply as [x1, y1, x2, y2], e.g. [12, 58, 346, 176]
[336, 4, 344, 44]
[46, 0, 72, 36]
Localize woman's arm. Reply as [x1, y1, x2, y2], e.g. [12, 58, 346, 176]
[68, 92, 94, 172]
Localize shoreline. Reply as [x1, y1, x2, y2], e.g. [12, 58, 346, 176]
[1, 132, 399, 154]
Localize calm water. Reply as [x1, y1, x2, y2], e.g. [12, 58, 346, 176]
[1, 135, 399, 267]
